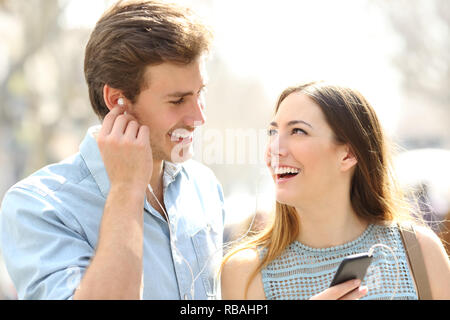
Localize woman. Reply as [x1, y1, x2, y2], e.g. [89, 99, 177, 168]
[221, 82, 450, 300]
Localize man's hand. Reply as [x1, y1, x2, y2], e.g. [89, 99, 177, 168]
[74, 106, 152, 300]
[97, 106, 152, 192]
[310, 279, 368, 300]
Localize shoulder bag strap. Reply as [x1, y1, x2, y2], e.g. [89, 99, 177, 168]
[398, 222, 433, 300]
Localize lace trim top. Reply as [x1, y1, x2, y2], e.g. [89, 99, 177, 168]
[260, 224, 418, 300]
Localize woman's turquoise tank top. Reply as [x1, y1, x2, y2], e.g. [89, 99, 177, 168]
[260, 224, 418, 300]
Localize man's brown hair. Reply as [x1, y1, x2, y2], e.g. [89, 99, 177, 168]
[84, 0, 212, 119]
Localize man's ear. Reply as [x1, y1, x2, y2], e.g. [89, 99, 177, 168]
[103, 84, 126, 111]
[340, 145, 358, 172]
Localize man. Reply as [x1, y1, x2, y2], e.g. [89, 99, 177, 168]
[0, 0, 370, 301]
[1, 0, 224, 300]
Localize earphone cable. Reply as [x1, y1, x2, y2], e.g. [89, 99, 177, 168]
[368, 243, 400, 300]
[147, 184, 196, 299]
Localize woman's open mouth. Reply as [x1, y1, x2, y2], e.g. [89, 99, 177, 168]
[273, 166, 300, 183]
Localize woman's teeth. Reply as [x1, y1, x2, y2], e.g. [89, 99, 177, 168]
[273, 166, 300, 180]
[274, 167, 300, 175]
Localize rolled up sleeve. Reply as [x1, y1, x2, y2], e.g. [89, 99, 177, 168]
[1, 187, 93, 300]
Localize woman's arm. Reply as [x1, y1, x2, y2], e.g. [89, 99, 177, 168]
[415, 225, 450, 299]
[221, 248, 266, 300]
[221, 248, 368, 300]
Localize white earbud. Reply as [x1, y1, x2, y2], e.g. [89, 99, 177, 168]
[117, 98, 127, 115]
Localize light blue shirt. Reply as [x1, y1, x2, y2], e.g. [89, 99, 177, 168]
[0, 126, 225, 300]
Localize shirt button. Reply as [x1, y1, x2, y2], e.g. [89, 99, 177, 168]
[206, 224, 211, 232]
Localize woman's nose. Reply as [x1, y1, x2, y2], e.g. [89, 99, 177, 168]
[266, 135, 288, 166]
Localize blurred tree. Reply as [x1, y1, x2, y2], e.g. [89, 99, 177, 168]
[201, 54, 273, 197]
[1, 0, 61, 182]
[0, 0, 96, 196]
[376, 0, 450, 236]
[377, 0, 449, 108]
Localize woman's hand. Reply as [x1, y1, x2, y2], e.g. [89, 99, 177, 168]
[310, 279, 368, 300]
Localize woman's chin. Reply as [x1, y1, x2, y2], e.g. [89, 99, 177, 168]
[275, 191, 299, 207]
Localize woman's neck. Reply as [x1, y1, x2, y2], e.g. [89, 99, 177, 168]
[294, 196, 369, 249]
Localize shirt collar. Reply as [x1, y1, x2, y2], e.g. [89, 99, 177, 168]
[79, 125, 183, 198]
[163, 160, 183, 188]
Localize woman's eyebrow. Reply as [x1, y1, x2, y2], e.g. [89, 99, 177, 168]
[270, 120, 313, 128]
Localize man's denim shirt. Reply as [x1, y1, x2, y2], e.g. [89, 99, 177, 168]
[0, 126, 225, 300]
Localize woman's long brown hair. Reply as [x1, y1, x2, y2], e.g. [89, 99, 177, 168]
[220, 81, 418, 298]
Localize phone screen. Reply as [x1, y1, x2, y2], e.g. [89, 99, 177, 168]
[329, 252, 373, 287]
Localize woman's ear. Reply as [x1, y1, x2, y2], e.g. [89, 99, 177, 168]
[103, 84, 126, 111]
[340, 145, 358, 172]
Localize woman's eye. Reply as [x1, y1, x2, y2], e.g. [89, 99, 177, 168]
[170, 98, 185, 105]
[292, 128, 307, 135]
[267, 128, 277, 136]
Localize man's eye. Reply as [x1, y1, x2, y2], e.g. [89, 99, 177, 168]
[292, 128, 307, 135]
[198, 87, 207, 95]
[170, 98, 184, 105]
[267, 128, 277, 136]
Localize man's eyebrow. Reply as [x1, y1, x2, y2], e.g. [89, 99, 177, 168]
[166, 91, 193, 98]
[165, 84, 207, 98]
[270, 120, 313, 128]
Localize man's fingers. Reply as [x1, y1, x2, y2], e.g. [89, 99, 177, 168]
[107, 113, 140, 138]
[110, 114, 133, 137]
[124, 120, 140, 139]
[137, 125, 150, 143]
[99, 106, 126, 137]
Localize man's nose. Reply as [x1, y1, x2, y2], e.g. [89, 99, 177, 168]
[185, 97, 206, 127]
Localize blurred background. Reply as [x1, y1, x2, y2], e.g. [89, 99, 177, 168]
[0, 0, 449, 299]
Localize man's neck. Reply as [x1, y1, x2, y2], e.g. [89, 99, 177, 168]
[149, 160, 164, 194]
[146, 159, 167, 219]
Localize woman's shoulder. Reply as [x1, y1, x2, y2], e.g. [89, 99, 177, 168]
[221, 247, 261, 284]
[395, 221, 447, 253]
[221, 247, 266, 299]
[413, 224, 449, 266]
[224, 247, 260, 265]
[380, 221, 447, 257]
[411, 223, 450, 299]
